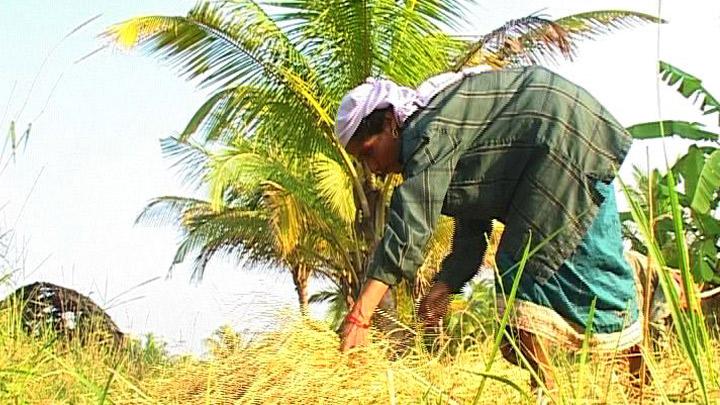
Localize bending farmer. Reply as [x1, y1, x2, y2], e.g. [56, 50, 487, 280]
[335, 66, 642, 392]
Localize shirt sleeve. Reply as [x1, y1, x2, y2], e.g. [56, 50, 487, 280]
[434, 217, 491, 293]
[367, 127, 462, 286]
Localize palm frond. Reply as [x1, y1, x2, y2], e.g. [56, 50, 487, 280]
[308, 289, 336, 304]
[261, 180, 305, 257]
[451, 15, 570, 71]
[136, 192, 280, 281]
[273, 0, 374, 89]
[208, 145, 276, 209]
[104, 2, 335, 146]
[135, 196, 209, 227]
[274, 0, 470, 88]
[105, 3, 311, 90]
[308, 283, 348, 328]
[237, 84, 337, 155]
[453, 10, 661, 70]
[415, 216, 454, 295]
[160, 136, 211, 190]
[174, 206, 277, 280]
[311, 153, 356, 224]
[299, 219, 362, 283]
[178, 88, 235, 140]
[208, 139, 351, 229]
[556, 10, 663, 37]
[372, 0, 471, 85]
[175, 84, 334, 162]
[203, 137, 361, 280]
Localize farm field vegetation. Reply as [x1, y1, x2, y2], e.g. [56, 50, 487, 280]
[2, 1, 719, 403]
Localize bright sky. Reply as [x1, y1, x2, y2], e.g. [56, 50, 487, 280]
[1, 1, 718, 354]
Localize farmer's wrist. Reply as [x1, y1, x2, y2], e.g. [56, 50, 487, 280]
[344, 312, 370, 328]
[350, 279, 390, 324]
[348, 303, 372, 324]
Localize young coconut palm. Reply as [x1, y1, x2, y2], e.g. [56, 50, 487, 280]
[137, 136, 359, 314]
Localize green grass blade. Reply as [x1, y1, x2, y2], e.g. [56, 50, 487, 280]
[579, 297, 597, 367]
[472, 232, 532, 404]
[460, 368, 531, 400]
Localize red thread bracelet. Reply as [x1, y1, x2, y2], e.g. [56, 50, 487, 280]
[345, 313, 370, 329]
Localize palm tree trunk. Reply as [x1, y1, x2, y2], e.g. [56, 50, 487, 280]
[291, 265, 309, 315]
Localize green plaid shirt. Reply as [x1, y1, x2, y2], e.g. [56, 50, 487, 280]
[368, 66, 632, 292]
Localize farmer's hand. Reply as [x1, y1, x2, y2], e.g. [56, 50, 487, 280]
[339, 279, 390, 352]
[418, 281, 451, 329]
[339, 312, 370, 351]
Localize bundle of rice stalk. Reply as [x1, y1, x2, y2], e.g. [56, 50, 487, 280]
[138, 317, 530, 404]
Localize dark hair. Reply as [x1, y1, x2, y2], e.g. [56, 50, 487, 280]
[350, 107, 391, 144]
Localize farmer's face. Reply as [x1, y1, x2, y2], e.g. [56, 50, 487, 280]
[346, 111, 402, 176]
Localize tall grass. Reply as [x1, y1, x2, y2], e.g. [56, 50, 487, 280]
[0, 275, 719, 403]
[620, 171, 718, 404]
[0, 295, 153, 404]
[471, 234, 532, 403]
[613, 0, 719, 398]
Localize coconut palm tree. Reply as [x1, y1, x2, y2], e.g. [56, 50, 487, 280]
[107, 1, 660, 315]
[137, 136, 358, 314]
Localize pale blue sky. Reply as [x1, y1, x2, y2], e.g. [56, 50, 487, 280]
[1, 1, 718, 354]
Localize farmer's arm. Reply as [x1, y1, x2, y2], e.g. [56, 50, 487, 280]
[341, 130, 462, 350]
[366, 129, 464, 286]
[435, 217, 491, 293]
[418, 217, 491, 327]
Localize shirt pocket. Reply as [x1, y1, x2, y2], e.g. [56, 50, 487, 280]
[403, 124, 460, 179]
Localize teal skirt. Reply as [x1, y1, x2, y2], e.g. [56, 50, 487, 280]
[496, 181, 639, 335]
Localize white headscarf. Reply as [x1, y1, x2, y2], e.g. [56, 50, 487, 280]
[334, 65, 490, 146]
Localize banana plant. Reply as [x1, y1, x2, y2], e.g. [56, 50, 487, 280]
[623, 61, 720, 285]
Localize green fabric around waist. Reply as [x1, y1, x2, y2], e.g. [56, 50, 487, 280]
[496, 182, 639, 334]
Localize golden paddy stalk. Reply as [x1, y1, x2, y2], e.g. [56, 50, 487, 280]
[2, 296, 720, 404]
